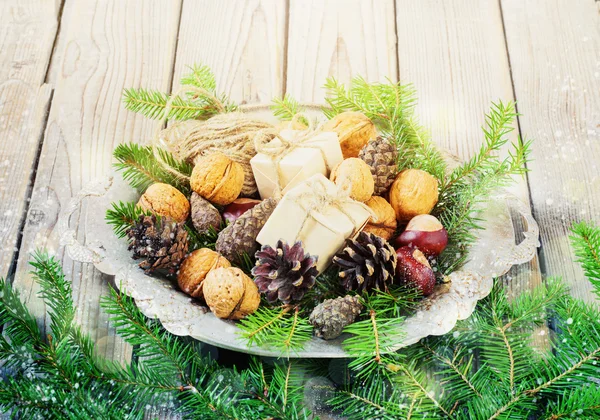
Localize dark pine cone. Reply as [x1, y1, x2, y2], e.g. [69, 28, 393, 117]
[309, 295, 363, 340]
[126, 215, 188, 274]
[252, 240, 318, 304]
[333, 231, 397, 294]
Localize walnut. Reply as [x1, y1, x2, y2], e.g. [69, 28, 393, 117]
[389, 169, 439, 222]
[330, 158, 374, 202]
[177, 249, 231, 298]
[137, 183, 190, 223]
[203, 267, 260, 320]
[363, 196, 397, 240]
[323, 111, 378, 158]
[190, 153, 244, 205]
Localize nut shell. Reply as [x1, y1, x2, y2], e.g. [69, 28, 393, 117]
[330, 158, 374, 202]
[389, 169, 439, 221]
[323, 111, 378, 158]
[190, 153, 244, 205]
[177, 249, 231, 298]
[137, 183, 190, 223]
[363, 196, 397, 240]
[203, 267, 260, 320]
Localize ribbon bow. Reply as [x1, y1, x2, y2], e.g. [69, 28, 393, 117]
[253, 115, 334, 199]
[291, 176, 378, 241]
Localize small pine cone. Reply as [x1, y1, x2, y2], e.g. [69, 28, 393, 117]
[252, 240, 318, 304]
[190, 192, 222, 234]
[358, 137, 399, 195]
[333, 231, 397, 294]
[215, 198, 278, 264]
[309, 295, 363, 340]
[126, 215, 188, 274]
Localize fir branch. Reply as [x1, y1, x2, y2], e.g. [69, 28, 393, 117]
[271, 94, 304, 121]
[123, 88, 215, 121]
[238, 305, 312, 353]
[29, 251, 74, 344]
[180, 63, 217, 92]
[185, 223, 219, 251]
[123, 64, 236, 121]
[434, 101, 532, 274]
[570, 221, 600, 298]
[323, 76, 447, 181]
[105, 201, 149, 238]
[113, 142, 192, 194]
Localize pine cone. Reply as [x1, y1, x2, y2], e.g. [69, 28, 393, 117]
[358, 136, 398, 195]
[309, 295, 363, 340]
[126, 215, 188, 274]
[333, 232, 397, 294]
[215, 198, 277, 264]
[252, 240, 318, 304]
[190, 192, 222, 234]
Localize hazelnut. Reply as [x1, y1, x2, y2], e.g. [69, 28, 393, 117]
[222, 198, 261, 224]
[330, 158, 374, 202]
[363, 196, 397, 240]
[177, 249, 231, 298]
[190, 153, 244, 205]
[137, 183, 190, 223]
[395, 214, 448, 257]
[323, 111, 378, 158]
[395, 246, 436, 296]
[389, 169, 439, 222]
[203, 267, 260, 320]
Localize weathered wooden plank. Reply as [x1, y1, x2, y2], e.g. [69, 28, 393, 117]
[286, 0, 397, 102]
[501, 0, 600, 304]
[395, 0, 542, 302]
[13, 0, 183, 363]
[0, 0, 60, 278]
[172, 0, 287, 103]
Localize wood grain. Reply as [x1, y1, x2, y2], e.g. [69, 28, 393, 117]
[12, 0, 183, 362]
[286, 0, 397, 102]
[172, 0, 287, 104]
[395, 0, 542, 301]
[0, 0, 60, 278]
[501, 0, 600, 304]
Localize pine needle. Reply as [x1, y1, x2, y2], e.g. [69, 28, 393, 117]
[570, 221, 600, 298]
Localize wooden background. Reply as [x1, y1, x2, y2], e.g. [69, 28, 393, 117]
[0, 0, 599, 414]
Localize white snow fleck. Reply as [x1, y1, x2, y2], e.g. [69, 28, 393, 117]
[566, 318, 573, 325]
[546, 198, 554, 206]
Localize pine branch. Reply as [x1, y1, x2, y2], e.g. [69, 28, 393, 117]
[238, 305, 312, 353]
[123, 88, 216, 121]
[271, 94, 305, 121]
[123, 64, 236, 121]
[113, 142, 192, 194]
[105, 201, 149, 238]
[30, 251, 75, 342]
[433, 102, 532, 274]
[570, 221, 600, 298]
[323, 76, 447, 181]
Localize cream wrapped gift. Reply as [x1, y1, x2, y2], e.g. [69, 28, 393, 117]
[250, 128, 343, 199]
[256, 173, 373, 273]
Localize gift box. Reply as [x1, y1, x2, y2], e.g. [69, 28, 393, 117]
[256, 173, 372, 273]
[250, 129, 343, 199]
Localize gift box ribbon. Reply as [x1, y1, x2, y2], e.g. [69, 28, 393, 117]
[253, 117, 336, 199]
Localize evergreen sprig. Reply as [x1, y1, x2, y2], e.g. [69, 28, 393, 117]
[323, 76, 447, 179]
[434, 101, 532, 274]
[238, 305, 312, 353]
[271, 94, 305, 121]
[570, 221, 600, 298]
[113, 142, 193, 194]
[0, 252, 312, 419]
[105, 201, 149, 238]
[123, 64, 236, 121]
